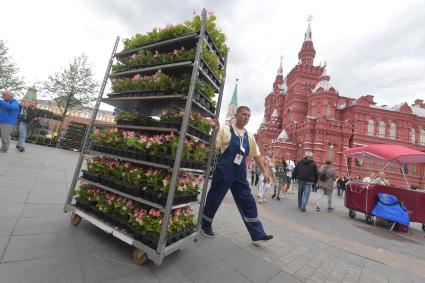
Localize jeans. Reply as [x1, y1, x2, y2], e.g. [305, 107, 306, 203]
[337, 187, 345, 197]
[298, 180, 313, 209]
[316, 188, 333, 208]
[17, 122, 28, 148]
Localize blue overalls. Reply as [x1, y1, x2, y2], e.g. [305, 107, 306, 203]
[202, 127, 266, 240]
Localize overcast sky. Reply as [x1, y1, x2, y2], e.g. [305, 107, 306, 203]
[1, 0, 425, 132]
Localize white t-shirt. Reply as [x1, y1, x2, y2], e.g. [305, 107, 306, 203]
[285, 159, 295, 177]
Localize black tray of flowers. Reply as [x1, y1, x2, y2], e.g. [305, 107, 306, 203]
[131, 225, 196, 249]
[159, 121, 211, 142]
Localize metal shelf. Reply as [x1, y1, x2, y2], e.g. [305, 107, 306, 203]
[86, 149, 171, 169]
[114, 31, 225, 67]
[64, 9, 226, 266]
[94, 124, 177, 133]
[115, 32, 199, 58]
[101, 95, 215, 117]
[109, 60, 193, 79]
[79, 178, 198, 211]
[94, 124, 210, 145]
[85, 150, 206, 173]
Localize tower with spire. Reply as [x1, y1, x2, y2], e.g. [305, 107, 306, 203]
[225, 79, 238, 126]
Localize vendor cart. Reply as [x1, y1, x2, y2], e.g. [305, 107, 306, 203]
[343, 144, 425, 231]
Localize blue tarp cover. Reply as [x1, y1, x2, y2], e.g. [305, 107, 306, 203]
[371, 193, 410, 226]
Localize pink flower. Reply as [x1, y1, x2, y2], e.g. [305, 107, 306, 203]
[111, 78, 117, 84]
[173, 49, 178, 55]
[153, 50, 159, 58]
[180, 46, 185, 52]
[165, 23, 173, 29]
[132, 74, 141, 81]
[208, 11, 214, 16]
[130, 54, 137, 60]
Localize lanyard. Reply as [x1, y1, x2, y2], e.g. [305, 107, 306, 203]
[232, 125, 245, 152]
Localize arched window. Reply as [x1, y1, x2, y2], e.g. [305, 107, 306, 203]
[367, 119, 374, 136]
[287, 109, 292, 122]
[411, 128, 416, 143]
[378, 121, 386, 138]
[420, 129, 425, 145]
[389, 122, 396, 140]
[326, 144, 335, 162]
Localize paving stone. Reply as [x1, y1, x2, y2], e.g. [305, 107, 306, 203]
[0, 254, 84, 283]
[197, 234, 242, 260]
[268, 270, 303, 283]
[13, 216, 70, 235]
[2, 232, 77, 262]
[0, 204, 24, 218]
[0, 192, 29, 204]
[186, 261, 251, 283]
[21, 204, 65, 218]
[0, 218, 16, 237]
[222, 249, 281, 283]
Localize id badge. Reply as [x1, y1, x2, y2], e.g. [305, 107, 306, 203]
[234, 154, 243, 165]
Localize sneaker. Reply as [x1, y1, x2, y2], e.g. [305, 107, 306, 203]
[300, 208, 306, 212]
[253, 234, 273, 243]
[276, 196, 280, 201]
[271, 194, 276, 199]
[328, 207, 336, 212]
[201, 226, 215, 238]
[281, 195, 286, 199]
[316, 206, 320, 212]
[262, 197, 267, 203]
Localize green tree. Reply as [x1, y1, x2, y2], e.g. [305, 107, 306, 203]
[0, 40, 25, 92]
[43, 54, 99, 118]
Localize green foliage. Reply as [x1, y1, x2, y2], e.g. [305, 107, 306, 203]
[0, 40, 25, 92]
[122, 14, 228, 56]
[43, 54, 99, 118]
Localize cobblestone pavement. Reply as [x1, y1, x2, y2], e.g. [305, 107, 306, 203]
[212, 184, 425, 283]
[1, 143, 424, 282]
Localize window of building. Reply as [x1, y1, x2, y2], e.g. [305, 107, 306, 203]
[287, 109, 292, 122]
[412, 165, 417, 176]
[420, 129, 425, 145]
[326, 144, 334, 162]
[411, 128, 416, 143]
[367, 119, 374, 136]
[389, 122, 396, 140]
[378, 121, 386, 138]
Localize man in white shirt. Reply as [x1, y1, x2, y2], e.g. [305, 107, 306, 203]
[282, 153, 295, 196]
[201, 106, 273, 242]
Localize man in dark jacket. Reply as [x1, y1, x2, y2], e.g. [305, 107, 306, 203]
[293, 151, 318, 212]
[17, 100, 39, 152]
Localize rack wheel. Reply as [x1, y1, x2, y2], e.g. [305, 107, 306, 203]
[365, 214, 374, 225]
[348, 210, 356, 219]
[422, 224, 425, 232]
[70, 213, 82, 226]
[132, 248, 148, 265]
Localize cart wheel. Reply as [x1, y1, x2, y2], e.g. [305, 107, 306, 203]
[349, 210, 356, 219]
[365, 214, 374, 225]
[422, 224, 425, 232]
[70, 213, 82, 226]
[132, 248, 148, 265]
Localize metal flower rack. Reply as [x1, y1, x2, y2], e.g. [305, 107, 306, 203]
[63, 9, 227, 266]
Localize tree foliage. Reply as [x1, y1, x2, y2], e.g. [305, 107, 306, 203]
[0, 40, 25, 92]
[43, 54, 99, 118]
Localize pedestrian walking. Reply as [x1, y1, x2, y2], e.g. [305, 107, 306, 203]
[0, 90, 20, 153]
[272, 157, 286, 200]
[17, 100, 39, 152]
[315, 160, 337, 212]
[293, 151, 318, 212]
[201, 106, 273, 242]
[250, 161, 256, 185]
[283, 153, 295, 196]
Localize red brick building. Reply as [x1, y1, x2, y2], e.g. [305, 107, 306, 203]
[256, 22, 425, 187]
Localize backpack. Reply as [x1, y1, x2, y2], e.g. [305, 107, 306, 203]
[18, 105, 27, 121]
[319, 169, 329, 181]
